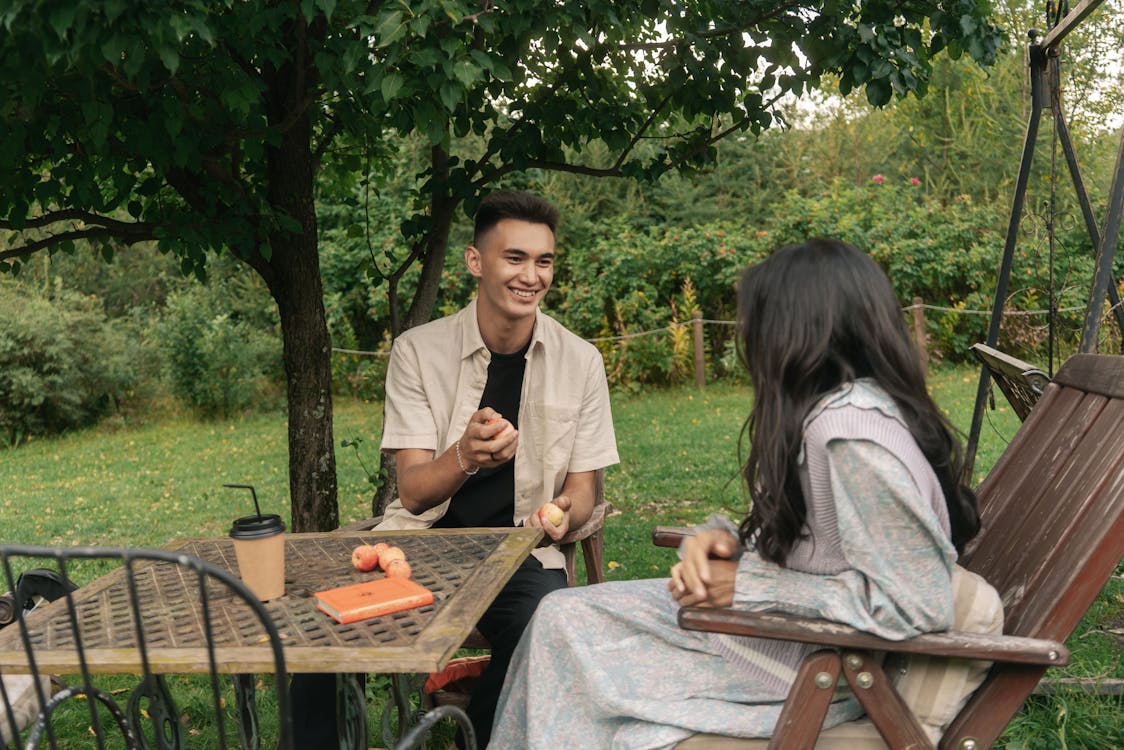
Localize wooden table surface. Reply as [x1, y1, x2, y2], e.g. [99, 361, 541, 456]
[0, 528, 542, 676]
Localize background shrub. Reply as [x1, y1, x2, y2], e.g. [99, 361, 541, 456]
[0, 283, 136, 446]
[150, 276, 281, 419]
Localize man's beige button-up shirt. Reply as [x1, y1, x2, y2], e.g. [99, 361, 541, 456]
[376, 298, 620, 568]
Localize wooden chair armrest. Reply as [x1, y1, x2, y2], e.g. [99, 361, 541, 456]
[559, 502, 610, 545]
[678, 607, 1070, 666]
[651, 526, 693, 548]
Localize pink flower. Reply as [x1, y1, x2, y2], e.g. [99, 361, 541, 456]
[872, 174, 885, 183]
[910, 177, 921, 186]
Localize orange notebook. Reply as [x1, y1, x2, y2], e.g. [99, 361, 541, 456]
[315, 577, 435, 624]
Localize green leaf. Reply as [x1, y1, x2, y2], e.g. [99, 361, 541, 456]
[101, 35, 124, 66]
[452, 60, 480, 87]
[410, 49, 442, 68]
[967, 37, 986, 63]
[104, 0, 128, 24]
[375, 10, 406, 47]
[157, 45, 180, 75]
[137, 178, 161, 197]
[865, 78, 891, 107]
[489, 57, 513, 82]
[438, 81, 459, 112]
[127, 200, 143, 218]
[48, 5, 77, 40]
[381, 73, 404, 102]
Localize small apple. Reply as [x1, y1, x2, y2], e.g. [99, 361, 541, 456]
[378, 546, 407, 569]
[384, 559, 412, 578]
[351, 544, 379, 572]
[537, 502, 564, 527]
[372, 542, 390, 557]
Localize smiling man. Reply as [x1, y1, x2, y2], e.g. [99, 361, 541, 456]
[374, 189, 618, 747]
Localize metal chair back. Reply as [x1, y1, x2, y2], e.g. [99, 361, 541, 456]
[0, 544, 293, 750]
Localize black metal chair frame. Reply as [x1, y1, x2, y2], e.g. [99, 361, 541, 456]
[0, 544, 293, 750]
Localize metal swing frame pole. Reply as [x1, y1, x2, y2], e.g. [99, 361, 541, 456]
[1078, 125, 1124, 352]
[1052, 84, 1124, 341]
[966, 37, 1046, 478]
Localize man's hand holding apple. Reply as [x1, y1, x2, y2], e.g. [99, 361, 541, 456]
[458, 408, 518, 472]
[528, 495, 572, 544]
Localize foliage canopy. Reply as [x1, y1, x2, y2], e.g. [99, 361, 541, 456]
[0, 0, 1005, 528]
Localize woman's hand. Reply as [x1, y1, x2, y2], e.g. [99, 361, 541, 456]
[668, 529, 739, 608]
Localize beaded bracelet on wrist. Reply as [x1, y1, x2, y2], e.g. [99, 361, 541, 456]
[454, 440, 479, 476]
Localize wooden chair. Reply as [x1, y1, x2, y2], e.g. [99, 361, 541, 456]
[970, 343, 1052, 421]
[0, 544, 294, 750]
[653, 353, 1123, 749]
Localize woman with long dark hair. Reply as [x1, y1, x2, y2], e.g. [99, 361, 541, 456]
[489, 239, 981, 749]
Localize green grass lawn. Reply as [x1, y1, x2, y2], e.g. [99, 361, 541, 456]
[2, 365, 1120, 748]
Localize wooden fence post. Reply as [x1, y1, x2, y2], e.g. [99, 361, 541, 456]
[911, 297, 928, 377]
[693, 311, 706, 389]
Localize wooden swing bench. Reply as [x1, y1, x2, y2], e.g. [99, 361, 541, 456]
[654, 353, 1124, 750]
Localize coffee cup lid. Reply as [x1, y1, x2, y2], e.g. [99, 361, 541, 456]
[230, 514, 286, 539]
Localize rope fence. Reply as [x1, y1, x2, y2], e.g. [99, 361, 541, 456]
[331, 299, 1107, 358]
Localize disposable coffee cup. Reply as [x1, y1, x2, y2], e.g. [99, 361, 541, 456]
[229, 514, 286, 601]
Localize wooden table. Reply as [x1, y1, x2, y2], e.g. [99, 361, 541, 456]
[0, 528, 541, 748]
[0, 528, 540, 676]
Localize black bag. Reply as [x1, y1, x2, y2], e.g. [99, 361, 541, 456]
[0, 568, 77, 629]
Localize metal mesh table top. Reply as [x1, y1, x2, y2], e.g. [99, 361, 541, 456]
[0, 528, 540, 675]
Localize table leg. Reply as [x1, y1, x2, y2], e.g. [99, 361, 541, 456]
[233, 674, 262, 750]
[336, 673, 368, 750]
[126, 674, 183, 750]
[381, 672, 428, 746]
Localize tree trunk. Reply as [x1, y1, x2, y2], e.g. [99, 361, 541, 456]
[405, 146, 457, 330]
[372, 146, 459, 517]
[266, 225, 340, 533]
[258, 18, 338, 533]
[269, 237, 339, 533]
[371, 451, 397, 518]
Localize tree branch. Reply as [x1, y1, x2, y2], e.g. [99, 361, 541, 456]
[0, 225, 156, 263]
[612, 92, 675, 171]
[0, 209, 153, 234]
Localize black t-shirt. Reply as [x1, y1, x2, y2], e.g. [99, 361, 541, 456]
[434, 342, 528, 529]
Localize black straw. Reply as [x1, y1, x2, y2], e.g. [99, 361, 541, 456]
[223, 484, 262, 518]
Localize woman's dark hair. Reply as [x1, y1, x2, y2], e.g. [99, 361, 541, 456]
[473, 189, 560, 245]
[736, 239, 979, 564]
